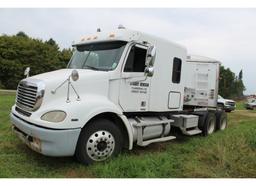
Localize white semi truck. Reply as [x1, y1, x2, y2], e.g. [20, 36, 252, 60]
[10, 27, 227, 165]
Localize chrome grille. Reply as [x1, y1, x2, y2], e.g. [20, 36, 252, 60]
[227, 101, 235, 106]
[16, 79, 45, 112]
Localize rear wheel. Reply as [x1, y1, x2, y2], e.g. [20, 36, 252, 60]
[202, 112, 216, 136]
[75, 118, 123, 165]
[216, 111, 227, 130]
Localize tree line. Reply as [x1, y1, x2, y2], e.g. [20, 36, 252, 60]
[0, 31, 72, 89]
[219, 66, 245, 99]
[0, 31, 245, 99]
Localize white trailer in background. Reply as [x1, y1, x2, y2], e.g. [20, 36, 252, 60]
[10, 27, 227, 165]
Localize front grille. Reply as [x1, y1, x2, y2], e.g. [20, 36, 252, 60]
[227, 102, 235, 106]
[17, 82, 37, 110]
[16, 79, 45, 112]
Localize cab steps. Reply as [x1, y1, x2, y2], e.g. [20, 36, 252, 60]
[181, 127, 202, 136]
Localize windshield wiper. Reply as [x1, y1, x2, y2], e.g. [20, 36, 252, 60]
[83, 65, 101, 71]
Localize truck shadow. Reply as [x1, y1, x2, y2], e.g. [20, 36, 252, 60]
[14, 127, 197, 169]
[129, 127, 193, 155]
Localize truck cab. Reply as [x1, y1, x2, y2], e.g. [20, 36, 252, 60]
[10, 27, 227, 165]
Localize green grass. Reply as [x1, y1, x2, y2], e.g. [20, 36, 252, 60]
[235, 100, 247, 110]
[0, 94, 256, 178]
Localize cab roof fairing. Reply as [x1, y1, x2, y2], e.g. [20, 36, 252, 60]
[186, 54, 221, 64]
[72, 29, 142, 47]
[72, 28, 187, 52]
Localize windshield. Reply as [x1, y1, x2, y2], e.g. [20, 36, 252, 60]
[68, 41, 127, 71]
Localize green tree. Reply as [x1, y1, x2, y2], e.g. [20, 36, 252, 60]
[59, 48, 73, 65]
[16, 31, 28, 38]
[0, 32, 72, 89]
[46, 38, 59, 50]
[219, 66, 246, 99]
[238, 70, 243, 80]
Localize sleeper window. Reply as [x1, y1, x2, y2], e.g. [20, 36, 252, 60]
[124, 45, 147, 72]
[172, 57, 182, 83]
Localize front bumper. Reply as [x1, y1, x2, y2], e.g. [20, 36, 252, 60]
[245, 104, 255, 109]
[10, 113, 81, 157]
[224, 105, 236, 111]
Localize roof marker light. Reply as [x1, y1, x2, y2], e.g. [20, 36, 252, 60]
[118, 24, 125, 29]
[109, 33, 115, 38]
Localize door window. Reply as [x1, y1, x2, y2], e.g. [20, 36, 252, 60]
[172, 57, 182, 83]
[124, 45, 147, 72]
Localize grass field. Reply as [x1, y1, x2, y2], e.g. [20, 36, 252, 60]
[0, 92, 256, 178]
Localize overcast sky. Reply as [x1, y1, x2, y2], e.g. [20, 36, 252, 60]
[0, 8, 255, 94]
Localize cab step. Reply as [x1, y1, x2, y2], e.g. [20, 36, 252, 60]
[181, 127, 202, 136]
[138, 135, 176, 146]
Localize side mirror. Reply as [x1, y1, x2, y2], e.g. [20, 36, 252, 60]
[144, 66, 154, 77]
[24, 67, 30, 78]
[146, 45, 156, 66]
[71, 70, 79, 81]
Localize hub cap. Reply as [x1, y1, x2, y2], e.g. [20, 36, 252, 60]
[86, 130, 115, 161]
[220, 118, 227, 130]
[208, 119, 215, 134]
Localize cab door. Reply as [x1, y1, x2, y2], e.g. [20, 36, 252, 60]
[118, 44, 151, 112]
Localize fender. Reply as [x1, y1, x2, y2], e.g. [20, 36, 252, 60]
[20, 94, 134, 149]
[75, 95, 134, 150]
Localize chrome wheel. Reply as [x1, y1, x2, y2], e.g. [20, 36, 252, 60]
[220, 118, 227, 130]
[86, 130, 115, 161]
[208, 119, 215, 134]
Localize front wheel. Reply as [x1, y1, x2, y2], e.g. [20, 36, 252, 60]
[75, 118, 123, 165]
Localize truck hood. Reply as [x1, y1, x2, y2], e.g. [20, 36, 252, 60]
[224, 99, 235, 103]
[24, 69, 111, 107]
[28, 69, 109, 84]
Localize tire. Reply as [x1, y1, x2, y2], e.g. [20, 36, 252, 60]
[216, 111, 227, 130]
[196, 111, 208, 131]
[75, 118, 124, 165]
[217, 103, 224, 110]
[202, 112, 216, 136]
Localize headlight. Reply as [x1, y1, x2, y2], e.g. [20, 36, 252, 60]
[41, 111, 66, 123]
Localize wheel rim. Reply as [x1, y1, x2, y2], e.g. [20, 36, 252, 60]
[86, 130, 115, 161]
[208, 119, 215, 134]
[220, 118, 227, 130]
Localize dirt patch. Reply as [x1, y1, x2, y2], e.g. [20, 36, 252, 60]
[65, 169, 94, 178]
[233, 110, 256, 118]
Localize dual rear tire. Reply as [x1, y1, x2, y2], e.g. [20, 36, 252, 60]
[216, 111, 227, 130]
[200, 111, 227, 136]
